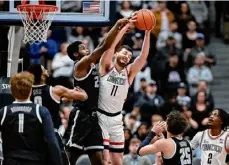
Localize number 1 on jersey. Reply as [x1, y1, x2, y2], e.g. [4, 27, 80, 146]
[111, 85, 118, 96]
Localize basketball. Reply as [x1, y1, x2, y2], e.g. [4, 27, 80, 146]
[135, 9, 156, 31]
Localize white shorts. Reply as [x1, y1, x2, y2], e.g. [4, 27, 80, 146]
[97, 112, 124, 153]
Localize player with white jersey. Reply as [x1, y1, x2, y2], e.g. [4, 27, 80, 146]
[98, 21, 151, 165]
[191, 108, 229, 165]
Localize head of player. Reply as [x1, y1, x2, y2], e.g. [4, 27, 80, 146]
[10, 71, 34, 101]
[207, 108, 229, 131]
[27, 64, 49, 85]
[114, 45, 133, 68]
[166, 111, 189, 137]
[67, 41, 90, 62]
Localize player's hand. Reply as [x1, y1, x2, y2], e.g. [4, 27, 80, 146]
[129, 11, 138, 23]
[152, 121, 166, 135]
[116, 18, 129, 30]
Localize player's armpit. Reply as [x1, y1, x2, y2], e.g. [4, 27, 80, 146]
[190, 131, 203, 150]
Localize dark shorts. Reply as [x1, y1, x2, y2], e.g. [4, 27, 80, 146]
[66, 108, 103, 152]
[3, 158, 45, 165]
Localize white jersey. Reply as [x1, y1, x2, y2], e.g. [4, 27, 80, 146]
[191, 129, 229, 165]
[98, 67, 129, 113]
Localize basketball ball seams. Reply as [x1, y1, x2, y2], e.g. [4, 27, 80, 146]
[141, 9, 148, 31]
[135, 13, 140, 30]
[146, 10, 156, 30]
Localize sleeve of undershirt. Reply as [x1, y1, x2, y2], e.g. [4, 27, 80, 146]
[39, 106, 63, 165]
[190, 131, 203, 150]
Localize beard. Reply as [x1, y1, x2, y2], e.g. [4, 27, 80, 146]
[116, 58, 129, 68]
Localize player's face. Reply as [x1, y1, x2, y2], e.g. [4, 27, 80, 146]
[116, 48, 132, 67]
[41, 65, 49, 81]
[77, 44, 90, 58]
[208, 110, 223, 127]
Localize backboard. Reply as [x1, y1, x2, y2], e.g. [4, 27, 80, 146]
[0, 0, 115, 26]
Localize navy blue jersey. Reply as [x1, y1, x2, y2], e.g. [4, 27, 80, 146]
[73, 62, 99, 112]
[31, 85, 61, 129]
[163, 137, 192, 165]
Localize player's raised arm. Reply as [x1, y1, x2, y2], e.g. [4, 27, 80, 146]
[128, 30, 151, 81]
[75, 18, 129, 76]
[99, 23, 131, 75]
[52, 85, 88, 101]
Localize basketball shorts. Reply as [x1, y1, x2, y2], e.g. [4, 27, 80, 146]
[66, 108, 104, 152]
[97, 110, 124, 153]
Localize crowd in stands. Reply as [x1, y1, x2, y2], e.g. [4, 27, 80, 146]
[10, 1, 229, 164]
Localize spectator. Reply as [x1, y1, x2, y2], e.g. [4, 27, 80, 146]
[132, 33, 144, 57]
[187, 55, 213, 96]
[133, 80, 164, 124]
[29, 30, 58, 71]
[152, 1, 175, 38]
[186, 33, 216, 68]
[176, 82, 191, 109]
[51, 42, 74, 88]
[124, 115, 140, 134]
[119, 1, 134, 18]
[156, 21, 182, 49]
[134, 123, 149, 141]
[123, 138, 152, 165]
[67, 27, 94, 52]
[153, 152, 164, 165]
[134, 62, 151, 93]
[195, 80, 214, 108]
[182, 20, 198, 52]
[190, 91, 213, 133]
[176, 2, 196, 33]
[187, 1, 208, 30]
[155, 34, 182, 77]
[162, 54, 186, 96]
[124, 128, 133, 154]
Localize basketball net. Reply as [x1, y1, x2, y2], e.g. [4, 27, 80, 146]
[17, 0, 58, 44]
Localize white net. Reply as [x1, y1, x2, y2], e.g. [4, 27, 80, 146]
[17, 5, 57, 44]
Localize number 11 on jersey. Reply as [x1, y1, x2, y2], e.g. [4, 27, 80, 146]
[111, 85, 118, 96]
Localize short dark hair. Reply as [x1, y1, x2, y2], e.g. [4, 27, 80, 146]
[67, 41, 82, 61]
[117, 45, 133, 55]
[215, 108, 229, 131]
[167, 111, 188, 135]
[27, 64, 42, 84]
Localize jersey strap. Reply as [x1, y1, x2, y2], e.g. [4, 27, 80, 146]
[97, 108, 121, 117]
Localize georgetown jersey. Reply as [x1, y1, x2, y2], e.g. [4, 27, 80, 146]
[30, 84, 61, 129]
[98, 67, 129, 113]
[73, 62, 99, 112]
[0, 102, 47, 160]
[191, 130, 229, 165]
[163, 137, 192, 165]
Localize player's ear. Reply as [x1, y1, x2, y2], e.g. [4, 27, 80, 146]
[74, 52, 79, 58]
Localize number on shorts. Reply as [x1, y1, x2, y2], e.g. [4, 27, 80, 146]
[180, 147, 191, 164]
[110, 85, 118, 96]
[18, 114, 24, 133]
[207, 153, 212, 164]
[94, 76, 99, 88]
[34, 96, 42, 105]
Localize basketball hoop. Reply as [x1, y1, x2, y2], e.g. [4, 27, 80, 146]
[17, 0, 58, 44]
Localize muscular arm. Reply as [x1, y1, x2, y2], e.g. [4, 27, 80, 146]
[40, 106, 63, 165]
[75, 19, 128, 79]
[99, 23, 130, 76]
[128, 31, 151, 83]
[53, 85, 88, 101]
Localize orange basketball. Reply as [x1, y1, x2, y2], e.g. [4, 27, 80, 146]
[135, 9, 156, 31]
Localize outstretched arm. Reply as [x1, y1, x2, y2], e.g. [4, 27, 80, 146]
[53, 85, 88, 102]
[128, 30, 151, 83]
[75, 18, 129, 79]
[99, 23, 131, 76]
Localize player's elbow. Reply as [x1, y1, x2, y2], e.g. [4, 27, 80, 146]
[77, 93, 88, 101]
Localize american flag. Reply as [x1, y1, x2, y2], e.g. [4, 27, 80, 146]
[83, 1, 100, 14]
